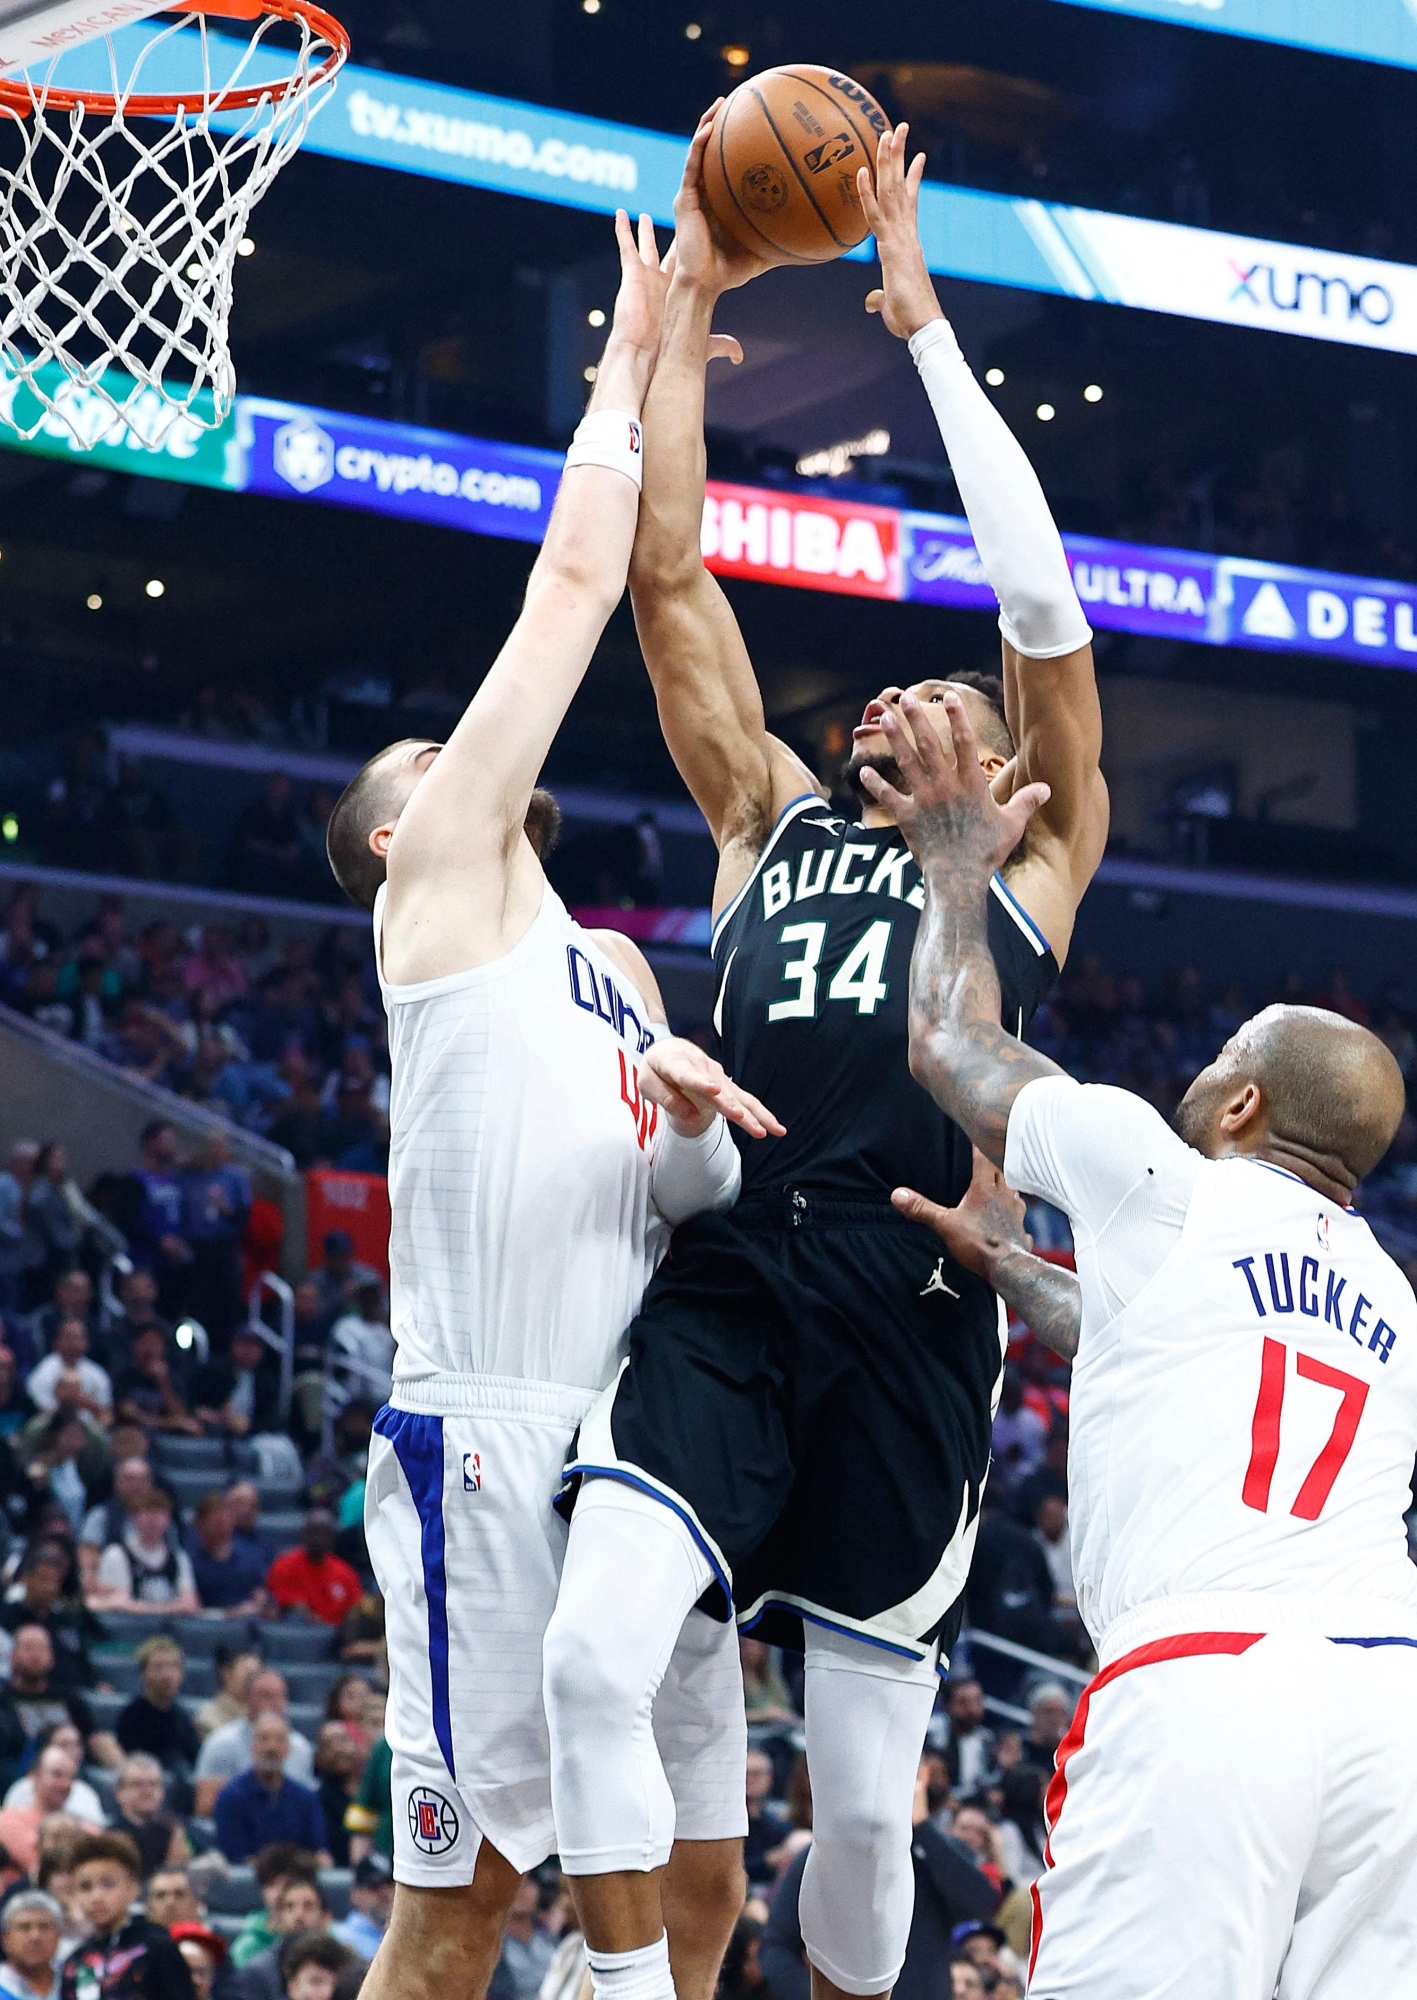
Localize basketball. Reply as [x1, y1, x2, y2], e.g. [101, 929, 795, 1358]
[701, 64, 889, 266]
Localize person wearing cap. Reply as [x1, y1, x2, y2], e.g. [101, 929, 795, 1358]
[949, 1920, 1022, 1987]
[331, 1852, 393, 1962]
[310, 1236, 378, 1328]
[0, 1888, 63, 2000]
[168, 1926, 224, 2000]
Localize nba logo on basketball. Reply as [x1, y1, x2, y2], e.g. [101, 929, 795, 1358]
[463, 1452, 481, 1492]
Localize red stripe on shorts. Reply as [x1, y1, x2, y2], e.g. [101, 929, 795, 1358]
[1027, 1630, 1264, 1986]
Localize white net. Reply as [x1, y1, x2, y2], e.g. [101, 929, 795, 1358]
[0, 4, 346, 449]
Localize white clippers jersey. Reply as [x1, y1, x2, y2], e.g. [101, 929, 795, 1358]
[373, 882, 671, 1399]
[1006, 1078, 1417, 1652]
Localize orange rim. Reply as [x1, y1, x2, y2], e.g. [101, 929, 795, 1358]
[0, 0, 348, 118]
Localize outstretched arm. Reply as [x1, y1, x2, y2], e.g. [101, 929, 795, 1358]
[861, 127, 1108, 961]
[629, 106, 810, 912]
[859, 690, 1065, 1164]
[382, 211, 665, 983]
[893, 1149, 1080, 1361]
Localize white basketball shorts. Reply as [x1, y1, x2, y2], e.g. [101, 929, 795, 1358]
[1028, 1627, 1417, 1999]
[365, 1383, 748, 1885]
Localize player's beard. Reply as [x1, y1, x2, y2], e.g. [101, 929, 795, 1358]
[841, 749, 906, 811]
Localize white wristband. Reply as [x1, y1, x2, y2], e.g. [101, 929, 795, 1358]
[564, 409, 644, 490]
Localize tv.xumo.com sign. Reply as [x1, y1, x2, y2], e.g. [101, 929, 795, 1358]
[1228, 260, 1394, 327]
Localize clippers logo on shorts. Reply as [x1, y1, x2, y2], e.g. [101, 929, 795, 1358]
[408, 1785, 460, 1855]
[463, 1451, 482, 1492]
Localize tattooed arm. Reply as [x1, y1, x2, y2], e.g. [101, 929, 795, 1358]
[893, 1149, 1080, 1361]
[858, 688, 1068, 1166]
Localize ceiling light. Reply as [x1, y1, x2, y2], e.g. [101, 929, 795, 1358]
[1036, 403, 1055, 422]
[1, 816, 17, 844]
[685, 20, 701, 37]
[1084, 383, 1104, 403]
[86, 593, 102, 610]
[145, 578, 165, 598]
[722, 43, 750, 66]
[583, 364, 598, 382]
[185, 263, 201, 281]
[985, 367, 1005, 386]
[582, 0, 600, 12]
[587, 308, 606, 327]
[237, 236, 256, 257]
[795, 428, 891, 479]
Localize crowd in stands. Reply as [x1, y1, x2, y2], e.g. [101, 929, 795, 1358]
[2, 871, 1416, 2000]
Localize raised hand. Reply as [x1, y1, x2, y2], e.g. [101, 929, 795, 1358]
[672, 101, 781, 295]
[859, 690, 1050, 879]
[859, 123, 939, 340]
[892, 1147, 1031, 1278]
[606, 207, 671, 360]
[639, 1036, 786, 1140]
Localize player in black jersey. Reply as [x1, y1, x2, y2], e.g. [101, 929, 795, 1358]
[543, 117, 1108, 2000]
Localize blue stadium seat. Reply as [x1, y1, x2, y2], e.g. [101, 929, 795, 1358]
[172, 1617, 260, 1658]
[259, 1623, 334, 1664]
[152, 1437, 230, 1474]
[318, 1869, 353, 1920]
[258, 1509, 305, 1543]
[287, 1700, 323, 1738]
[166, 1467, 226, 1511]
[86, 1689, 126, 1731]
[92, 1611, 173, 1649]
[204, 1866, 261, 1914]
[282, 1661, 342, 1705]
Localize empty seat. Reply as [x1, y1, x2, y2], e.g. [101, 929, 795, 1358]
[282, 1661, 341, 1705]
[86, 1689, 127, 1731]
[98, 1656, 144, 1695]
[172, 1617, 260, 1659]
[166, 1467, 226, 1511]
[152, 1437, 229, 1473]
[92, 1611, 175, 1649]
[259, 1624, 334, 1665]
[317, 1868, 353, 1920]
[204, 1866, 261, 1914]
[257, 1509, 305, 1543]
[287, 1701, 323, 1739]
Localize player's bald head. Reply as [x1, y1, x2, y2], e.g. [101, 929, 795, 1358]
[1175, 1004, 1406, 1191]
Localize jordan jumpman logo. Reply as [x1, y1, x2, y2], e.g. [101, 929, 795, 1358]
[920, 1258, 961, 1300]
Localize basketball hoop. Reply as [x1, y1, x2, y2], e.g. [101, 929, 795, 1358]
[0, 0, 349, 448]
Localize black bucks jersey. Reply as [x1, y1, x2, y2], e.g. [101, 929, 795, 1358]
[711, 792, 1058, 1206]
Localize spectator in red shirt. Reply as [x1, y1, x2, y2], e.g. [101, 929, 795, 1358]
[266, 1511, 360, 1627]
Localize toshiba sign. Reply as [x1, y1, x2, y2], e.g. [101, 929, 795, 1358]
[701, 482, 900, 600]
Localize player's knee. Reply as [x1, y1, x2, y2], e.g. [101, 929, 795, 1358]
[810, 1789, 905, 1866]
[542, 1601, 636, 1747]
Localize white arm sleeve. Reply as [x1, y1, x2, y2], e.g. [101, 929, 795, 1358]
[908, 318, 1093, 660]
[1004, 1076, 1202, 1328]
[650, 1116, 741, 1228]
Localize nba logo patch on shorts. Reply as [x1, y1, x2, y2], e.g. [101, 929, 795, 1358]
[408, 1785, 460, 1856]
[463, 1451, 481, 1492]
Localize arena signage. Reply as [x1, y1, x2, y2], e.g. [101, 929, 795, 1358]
[1046, 1, 1417, 70]
[0, 355, 238, 487]
[5, 370, 1417, 676]
[33, 28, 1417, 358]
[237, 397, 561, 542]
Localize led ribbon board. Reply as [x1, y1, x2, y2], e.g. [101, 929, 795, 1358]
[1046, 1, 1417, 71]
[27, 28, 1417, 357]
[232, 396, 1417, 676]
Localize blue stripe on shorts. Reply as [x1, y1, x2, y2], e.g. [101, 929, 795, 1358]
[374, 1405, 455, 1781]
